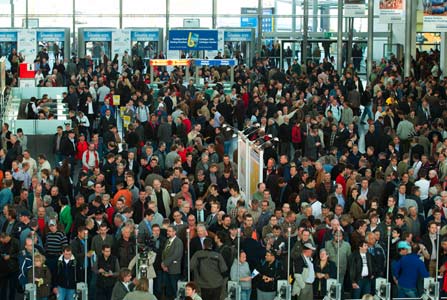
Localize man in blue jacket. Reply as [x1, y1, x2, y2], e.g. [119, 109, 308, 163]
[393, 241, 429, 298]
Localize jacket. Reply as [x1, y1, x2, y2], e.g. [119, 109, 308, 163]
[127, 250, 157, 279]
[55, 254, 79, 289]
[325, 239, 351, 277]
[230, 259, 251, 290]
[94, 254, 120, 288]
[349, 251, 373, 284]
[111, 281, 134, 300]
[393, 253, 429, 289]
[161, 236, 183, 275]
[28, 265, 52, 298]
[191, 249, 228, 289]
[123, 290, 157, 300]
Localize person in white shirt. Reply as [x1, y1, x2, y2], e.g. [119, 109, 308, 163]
[415, 170, 430, 201]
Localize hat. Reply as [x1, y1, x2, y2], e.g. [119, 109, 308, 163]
[322, 203, 329, 209]
[397, 241, 411, 250]
[303, 243, 316, 251]
[20, 210, 31, 218]
[48, 219, 57, 226]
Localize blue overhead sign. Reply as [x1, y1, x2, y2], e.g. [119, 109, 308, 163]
[83, 31, 112, 42]
[195, 59, 237, 67]
[169, 30, 218, 51]
[224, 31, 253, 42]
[240, 7, 274, 33]
[131, 30, 159, 42]
[37, 31, 65, 42]
[0, 31, 18, 42]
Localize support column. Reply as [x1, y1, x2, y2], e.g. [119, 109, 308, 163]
[337, 0, 343, 73]
[292, 0, 296, 57]
[347, 18, 353, 65]
[119, 0, 123, 29]
[166, 0, 170, 53]
[367, 0, 374, 81]
[387, 23, 393, 57]
[72, 0, 76, 53]
[441, 33, 447, 79]
[404, 0, 412, 78]
[10, 0, 14, 28]
[257, 0, 263, 53]
[212, 0, 217, 29]
[410, 0, 417, 60]
[303, 0, 309, 65]
[25, 0, 29, 28]
[320, 5, 330, 32]
[312, 0, 318, 32]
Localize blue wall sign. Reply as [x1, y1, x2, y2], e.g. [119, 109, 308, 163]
[37, 31, 65, 42]
[169, 30, 218, 51]
[131, 31, 159, 42]
[0, 31, 18, 42]
[195, 59, 237, 67]
[224, 31, 253, 42]
[83, 31, 112, 42]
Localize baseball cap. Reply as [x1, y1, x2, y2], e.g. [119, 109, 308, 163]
[48, 219, 57, 226]
[20, 210, 31, 217]
[303, 243, 316, 251]
[397, 241, 411, 250]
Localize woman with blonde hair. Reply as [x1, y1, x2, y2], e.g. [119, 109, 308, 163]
[28, 253, 52, 300]
[123, 278, 157, 300]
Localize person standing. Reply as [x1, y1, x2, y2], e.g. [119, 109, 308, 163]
[27, 253, 52, 300]
[53, 246, 80, 300]
[0, 232, 19, 300]
[292, 243, 316, 300]
[256, 250, 284, 300]
[349, 241, 374, 299]
[94, 244, 121, 300]
[230, 251, 252, 300]
[190, 237, 228, 300]
[123, 278, 157, 300]
[161, 225, 183, 300]
[393, 241, 429, 298]
[111, 268, 134, 300]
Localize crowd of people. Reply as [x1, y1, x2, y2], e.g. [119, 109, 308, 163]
[0, 40, 447, 300]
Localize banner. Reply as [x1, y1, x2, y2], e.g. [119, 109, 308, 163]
[423, 0, 447, 32]
[18, 30, 36, 63]
[130, 30, 159, 42]
[344, 0, 365, 17]
[168, 30, 218, 51]
[194, 59, 237, 67]
[37, 31, 65, 42]
[379, 0, 405, 23]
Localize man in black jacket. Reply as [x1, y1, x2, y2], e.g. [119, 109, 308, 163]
[0, 232, 20, 300]
[349, 240, 374, 299]
[94, 244, 120, 300]
[54, 245, 80, 300]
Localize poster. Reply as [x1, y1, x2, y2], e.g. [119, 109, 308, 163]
[113, 95, 120, 106]
[112, 29, 131, 72]
[379, 0, 405, 23]
[423, 0, 447, 32]
[18, 30, 36, 63]
[344, 0, 365, 17]
[249, 147, 262, 197]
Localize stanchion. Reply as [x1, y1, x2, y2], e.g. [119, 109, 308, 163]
[375, 226, 391, 300]
[227, 228, 241, 300]
[187, 228, 190, 282]
[76, 230, 89, 300]
[325, 228, 341, 300]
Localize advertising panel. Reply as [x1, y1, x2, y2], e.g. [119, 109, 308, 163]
[168, 30, 218, 51]
[344, 0, 365, 17]
[379, 0, 405, 23]
[423, 0, 447, 32]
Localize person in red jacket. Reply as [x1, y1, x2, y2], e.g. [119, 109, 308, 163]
[75, 134, 88, 162]
[291, 121, 302, 152]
